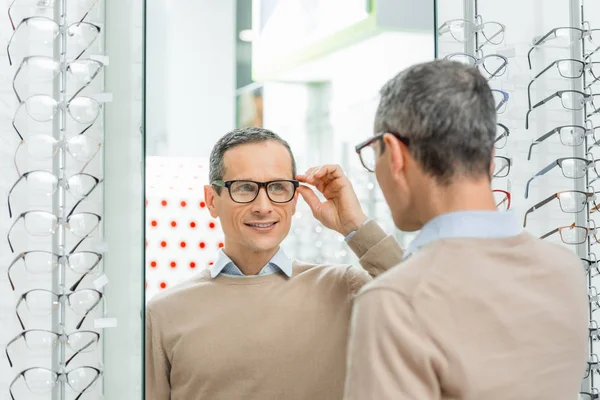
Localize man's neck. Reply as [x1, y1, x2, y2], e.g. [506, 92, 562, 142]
[222, 246, 279, 276]
[417, 179, 497, 226]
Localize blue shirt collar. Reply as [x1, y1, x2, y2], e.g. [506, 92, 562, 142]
[405, 210, 522, 259]
[209, 247, 293, 278]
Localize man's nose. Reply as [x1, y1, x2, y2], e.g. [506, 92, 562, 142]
[251, 188, 273, 213]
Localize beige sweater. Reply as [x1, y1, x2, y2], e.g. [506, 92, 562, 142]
[344, 233, 589, 400]
[145, 220, 403, 400]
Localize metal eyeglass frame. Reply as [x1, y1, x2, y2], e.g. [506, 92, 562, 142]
[527, 23, 600, 69]
[437, 15, 506, 51]
[525, 89, 600, 129]
[7, 0, 101, 31]
[7, 170, 102, 218]
[527, 120, 598, 160]
[12, 94, 102, 141]
[7, 17, 101, 66]
[527, 59, 600, 109]
[522, 188, 597, 227]
[5, 329, 100, 368]
[12, 56, 104, 103]
[15, 288, 103, 331]
[539, 220, 599, 245]
[6, 209, 102, 254]
[525, 155, 600, 199]
[444, 51, 508, 81]
[9, 366, 101, 400]
[211, 179, 300, 204]
[7, 250, 103, 292]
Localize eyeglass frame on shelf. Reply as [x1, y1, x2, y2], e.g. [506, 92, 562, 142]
[9, 365, 102, 400]
[6, 17, 102, 66]
[6, 209, 102, 254]
[7, 170, 102, 218]
[527, 23, 600, 69]
[7, 250, 103, 292]
[525, 156, 600, 198]
[539, 221, 599, 245]
[522, 189, 597, 227]
[5, 329, 100, 368]
[525, 89, 600, 129]
[15, 288, 103, 331]
[443, 52, 508, 81]
[12, 56, 105, 104]
[528, 121, 599, 160]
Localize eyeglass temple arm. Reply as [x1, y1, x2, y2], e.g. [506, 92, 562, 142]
[523, 193, 557, 227]
[540, 227, 559, 240]
[66, 336, 98, 367]
[6, 214, 23, 253]
[15, 295, 26, 330]
[79, 0, 101, 23]
[74, 368, 102, 400]
[525, 160, 557, 199]
[527, 127, 562, 160]
[75, 295, 103, 330]
[526, 92, 558, 129]
[8, 372, 24, 400]
[7, 174, 26, 219]
[6, 253, 25, 291]
[69, 255, 103, 292]
[527, 62, 556, 109]
[4, 332, 24, 368]
[527, 29, 556, 69]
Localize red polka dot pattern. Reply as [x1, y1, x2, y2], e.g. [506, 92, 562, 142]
[146, 157, 224, 301]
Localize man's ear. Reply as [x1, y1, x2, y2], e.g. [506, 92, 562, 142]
[383, 133, 406, 182]
[204, 185, 220, 218]
[291, 190, 300, 215]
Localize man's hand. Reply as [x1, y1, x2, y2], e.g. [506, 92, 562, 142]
[296, 164, 368, 236]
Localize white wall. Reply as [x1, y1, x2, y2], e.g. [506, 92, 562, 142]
[146, 0, 236, 158]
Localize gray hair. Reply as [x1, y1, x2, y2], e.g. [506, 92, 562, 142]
[209, 127, 297, 193]
[374, 59, 497, 185]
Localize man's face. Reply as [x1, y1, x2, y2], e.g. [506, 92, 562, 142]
[205, 141, 298, 255]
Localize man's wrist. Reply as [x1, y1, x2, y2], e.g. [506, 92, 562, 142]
[341, 216, 369, 237]
[343, 217, 372, 242]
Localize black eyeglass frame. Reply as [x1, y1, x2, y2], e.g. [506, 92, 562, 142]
[211, 179, 300, 204]
[354, 131, 411, 173]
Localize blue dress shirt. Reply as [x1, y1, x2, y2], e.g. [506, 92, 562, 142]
[404, 210, 522, 260]
[209, 247, 293, 278]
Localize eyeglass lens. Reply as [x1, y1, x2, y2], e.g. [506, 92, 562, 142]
[20, 134, 101, 162]
[560, 226, 588, 244]
[230, 181, 296, 203]
[493, 191, 510, 210]
[493, 157, 510, 177]
[560, 158, 589, 178]
[559, 92, 586, 110]
[557, 192, 589, 212]
[21, 366, 99, 394]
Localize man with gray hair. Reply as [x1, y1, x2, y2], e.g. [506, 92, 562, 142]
[298, 60, 588, 399]
[145, 126, 404, 400]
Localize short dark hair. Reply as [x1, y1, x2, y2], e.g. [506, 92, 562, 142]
[374, 60, 497, 185]
[209, 127, 297, 193]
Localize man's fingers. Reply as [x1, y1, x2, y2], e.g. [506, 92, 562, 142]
[297, 185, 322, 216]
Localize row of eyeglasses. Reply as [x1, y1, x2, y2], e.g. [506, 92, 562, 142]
[437, 15, 512, 211]
[523, 22, 600, 247]
[5, 1, 105, 399]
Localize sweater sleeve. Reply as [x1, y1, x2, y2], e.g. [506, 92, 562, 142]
[343, 288, 443, 400]
[145, 306, 172, 400]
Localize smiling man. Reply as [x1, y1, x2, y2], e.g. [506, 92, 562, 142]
[145, 127, 404, 400]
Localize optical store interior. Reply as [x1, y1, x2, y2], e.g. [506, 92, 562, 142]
[1, 0, 600, 398]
